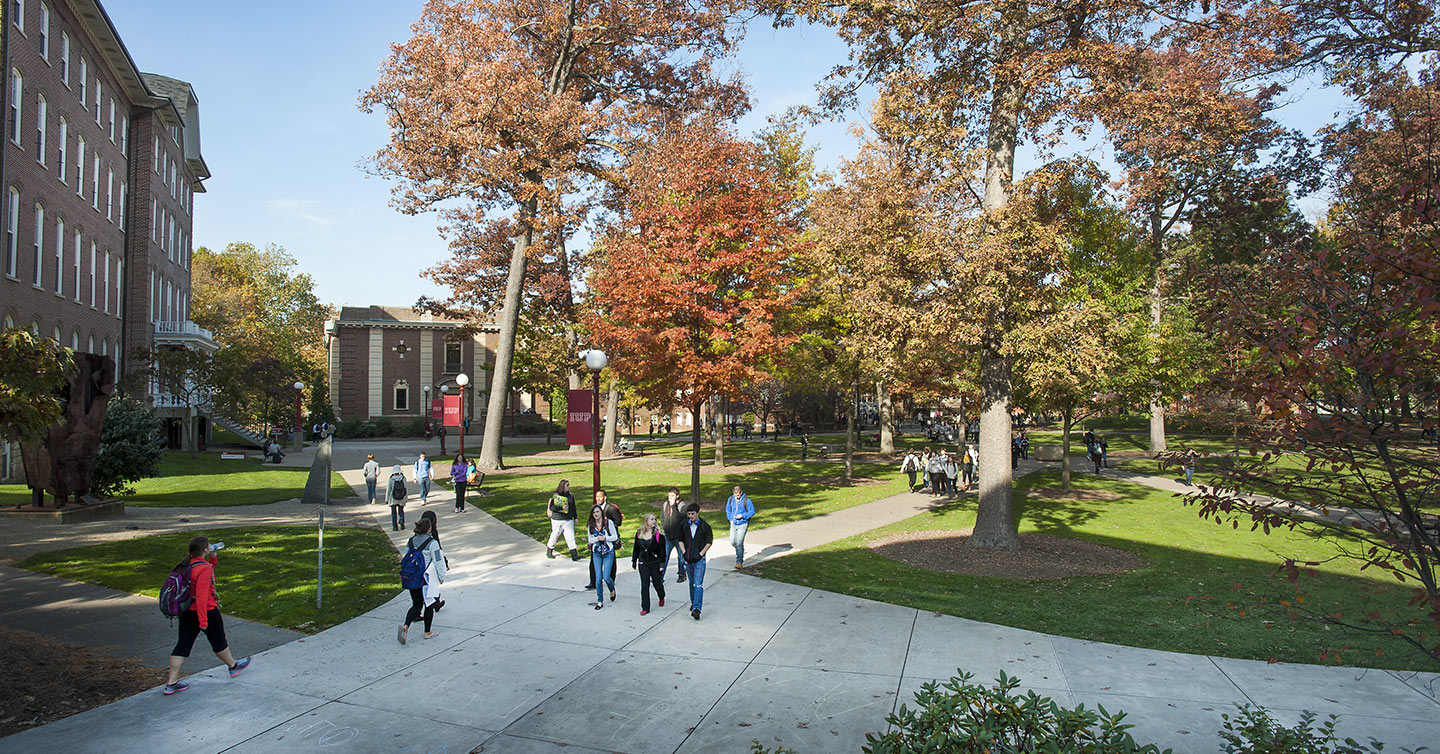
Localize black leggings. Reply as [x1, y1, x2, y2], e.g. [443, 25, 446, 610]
[454, 481, 467, 511]
[404, 588, 433, 632]
[173, 608, 228, 658]
[637, 561, 666, 611]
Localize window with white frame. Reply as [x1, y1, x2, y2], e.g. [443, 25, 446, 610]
[39, 3, 49, 60]
[118, 181, 126, 231]
[70, 331, 77, 350]
[53, 216, 63, 295]
[89, 242, 97, 307]
[93, 80, 100, 124]
[115, 260, 122, 319]
[11, 0, 23, 32]
[102, 250, 110, 313]
[59, 33, 68, 85]
[120, 115, 127, 152]
[78, 57, 86, 107]
[152, 135, 159, 173]
[31, 203, 43, 287]
[87, 335, 93, 353]
[151, 198, 157, 241]
[8, 69, 22, 147]
[34, 94, 45, 163]
[5, 188, 18, 278]
[90, 154, 99, 210]
[394, 381, 410, 412]
[107, 100, 114, 142]
[56, 117, 66, 183]
[71, 229, 79, 300]
[105, 168, 112, 221]
[75, 137, 84, 197]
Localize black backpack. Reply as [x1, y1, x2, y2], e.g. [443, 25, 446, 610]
[391, 474, 407, 502]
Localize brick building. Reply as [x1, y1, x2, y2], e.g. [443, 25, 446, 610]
[1, 0, 213, 478]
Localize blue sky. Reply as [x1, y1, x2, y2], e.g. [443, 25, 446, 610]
[107, 2, 1349, 310]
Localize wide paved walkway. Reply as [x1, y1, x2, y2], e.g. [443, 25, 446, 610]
[5, 445, 1439, 754]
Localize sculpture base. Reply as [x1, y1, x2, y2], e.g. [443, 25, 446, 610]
[2, 498, 126, 523]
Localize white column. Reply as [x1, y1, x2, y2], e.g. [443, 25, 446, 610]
[368, 328, 383, 419]
[419, 327, 433, 414]
[328, 328, 342, 418]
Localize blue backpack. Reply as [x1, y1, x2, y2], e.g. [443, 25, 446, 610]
[399, 537, 430, 590]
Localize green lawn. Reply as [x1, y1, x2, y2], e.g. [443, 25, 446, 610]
[0, 452, 356, 508]
[446, 444, 910, 548]
[18, 526, 397, 633]
[754, 469, 1434, 671]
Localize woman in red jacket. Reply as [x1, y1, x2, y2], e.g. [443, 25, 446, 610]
[163, 536, 252, 695]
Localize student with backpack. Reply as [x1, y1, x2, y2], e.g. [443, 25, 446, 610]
[387, 464, 409, 531]
[900, 450, 921, 492]
[398, 518, 446, 644]
[161, 536, 251, 695]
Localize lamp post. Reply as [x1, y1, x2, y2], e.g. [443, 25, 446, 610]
[582, 349, 608, 495]
[456, 373, 470, 457]
[439, 385, 449, 456]
[422, 384, 431, 438]
[292, 381, 305, 450]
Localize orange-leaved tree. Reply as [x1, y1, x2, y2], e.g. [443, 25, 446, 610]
[586, 121, 804, 503]
[361, 0, 747, 469]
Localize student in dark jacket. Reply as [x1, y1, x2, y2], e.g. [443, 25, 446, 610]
[546, 479, 580, 560]
[585, 490, 623, 590]
[677, 503, 713, 620]
[630, 512, 667, 615]
[658, 486, 688, 584]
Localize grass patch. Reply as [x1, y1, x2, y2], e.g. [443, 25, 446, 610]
[753, 469, 1434, 671]
[0, 452, 356, 508]
[18, 526, 398, 633]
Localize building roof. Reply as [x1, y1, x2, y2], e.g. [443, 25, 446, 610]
[332, 306, 496, 331]
[140, 73, 212, 188]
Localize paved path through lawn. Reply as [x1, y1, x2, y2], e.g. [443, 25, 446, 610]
[4, 448, 1438, 754]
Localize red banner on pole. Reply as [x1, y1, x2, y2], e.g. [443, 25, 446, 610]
[566, 389, 594, 446]
[442, 395, 462, 428]
[430, 399, 444, 421]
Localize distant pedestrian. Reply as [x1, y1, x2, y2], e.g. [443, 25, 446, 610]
[587, 505, 618, 609]
[386, 464, 409, 531]
[362, 454, 381, 504]
[678, 503, 713, 620]
[943, 452, 959, 494]
[1100, 438, 1109, 469]
[546, 479, 580, 560]
[926, 451, 945, 497]
[163, 536, 251, 695]
[398, 518, 445, 643]
[659, 487, 687, 583]
[961, 446, 974, 490]
[725, 485, 755, 569]
[800, 432, 809, 460]
[900, 449, 921, 492]
[1183, 449, 1198, 486]
[920, 446, 934, 490]
[450, 454, 469, 513]
[631, 512, 667, 615]
[413, 453, 434, 505]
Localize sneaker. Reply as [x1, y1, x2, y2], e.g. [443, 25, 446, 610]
[547, 548, 555, 559]
[691, 609, 700, 620]
[640, 610, 649, 616]
[677, 575, 686, 584]
[594, 603, 603, 610]
[735, 562, 743, 569]
[397, 626, 407, 645]
[584, 583, 595, 590]
[570, 551, 581, 561]
[228, 657, 251, 678]
[609, 590, 616, 602]
[163, 681, 189, 695]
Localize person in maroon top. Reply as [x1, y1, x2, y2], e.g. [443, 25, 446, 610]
[163, 536, 252, 695]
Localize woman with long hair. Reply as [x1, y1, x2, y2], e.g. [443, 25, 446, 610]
[398, 518, 445, 643]
[546, 479, 579, 560]
[631, 512, 667, 615]
[163, 536, 251, 695]
[449, 454, 469, 513]
[586, 505, 618, 609]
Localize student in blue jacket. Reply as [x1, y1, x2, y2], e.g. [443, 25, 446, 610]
[724, 485, 755, 569]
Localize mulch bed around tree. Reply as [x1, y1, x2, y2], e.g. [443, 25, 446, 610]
[0, 628, 165, 738]
[867, 529, 1144, 579]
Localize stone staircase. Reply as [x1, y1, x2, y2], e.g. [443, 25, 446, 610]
[211, 414, 268, 449]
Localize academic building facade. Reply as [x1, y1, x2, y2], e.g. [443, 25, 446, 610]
[1, 0, 213, 478]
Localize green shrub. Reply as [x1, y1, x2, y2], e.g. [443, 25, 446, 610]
[862, 671, 1167, 754]
[1217, 706, 1384, 754]
[333, 420, 373, 439]
[92, 395, 165, 497]
[371, 416, 395, 436]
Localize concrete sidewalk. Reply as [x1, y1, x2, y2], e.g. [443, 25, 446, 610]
[4, 456, 1438, 754]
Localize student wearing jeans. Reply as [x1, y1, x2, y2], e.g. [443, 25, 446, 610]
[724, 485, 755, 569]
[163, 536, 251, 695]
[413, 453, 434, 504]
[362, 454, 381, 504]
[659, 487, 688, 583]
[678, 503, 713, 620]
[587, 507, 618, 609]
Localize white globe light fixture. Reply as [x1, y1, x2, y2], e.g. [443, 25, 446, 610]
[455, 372, 470, 387]
[583, 349, 608, 372]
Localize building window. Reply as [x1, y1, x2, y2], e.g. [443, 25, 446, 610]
[70, 331, 77, 350]
[10, 0, 23, 32]
[153, 135, 159, 173]
[107, 99, 114, 142]
[114, 257, 121, 319]
[31, 203, 43, 288]
[102, 250, 110, 313]
[39, 3, 49, 60]
[75, 137, 84, 197]
[59, 33, 68, 85]
[120, 115, 128, 152]
[34, 94, 44, 163]
[78, 57, 86, 107]
[444, 342, 462, 372]
[71, 229, 79, 300]
[118, 181, 126, 231]
[87, 335, 93, 353]
[151, 197, 157, 240]
[5, 188, 17, 278]
[56, 117, 66, 183]
[8, 69, 21, 147]
[93, 80, 100, 124]
[53, 216, 63, 295]
[91, 154, 99, 210]
[394, 382, 410, 412]
[88, 242, 95, 307]
[106, 169, 113, 221]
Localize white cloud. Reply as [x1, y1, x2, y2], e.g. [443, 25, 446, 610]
[265, 199, 336, 227]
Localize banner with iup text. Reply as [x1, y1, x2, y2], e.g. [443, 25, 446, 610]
[442, 395, 462, 428]
[566, 389, 595, 446]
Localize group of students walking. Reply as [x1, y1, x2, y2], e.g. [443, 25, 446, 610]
[900, 446, 979, 495]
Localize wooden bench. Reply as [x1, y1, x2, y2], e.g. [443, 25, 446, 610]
[617, 440, 645, 456]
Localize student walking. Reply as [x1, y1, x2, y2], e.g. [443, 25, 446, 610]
[678, 503, 713, 620]
[413, 453, 434, 505]
[386, 464, 409, 531]
[926, 451, 945, 497]
[362, 454, 381, 504]
[546, 480, 580, 560]
[901, 450, 921, 492]
[659, 487, 688, 583]
[163, 536, 251, 695]
[631, 513, 667, 615]
[398, 518, 445, 644]
[1183, 449, 1198, 486]
[943, 452, 959, 495]
[585, 490, 623, 590]
[724, 485, 755, 569]
[587, 506, 619, 609]
[417, 510, 448, 613]
[450, 454, 469, 513]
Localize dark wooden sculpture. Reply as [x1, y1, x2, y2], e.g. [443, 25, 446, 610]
[20, 353, 116, 507]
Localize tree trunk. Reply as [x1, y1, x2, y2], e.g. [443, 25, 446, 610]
[877, 381, 895, 455]
[970, 45, 1022, 551]
[845, 378, 857, 481]
[477, 214, 533, 471]
[1148, 209, 1168, 454]
[1061, 404, 1073, 493]
[690, 401, 702, 506]
[545, 397, 553, 445]
[601, 384, 619, 456]
[715, 395, 727, 469]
